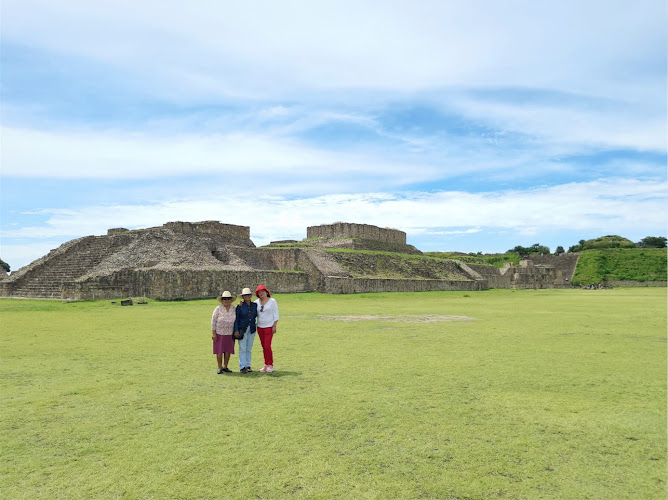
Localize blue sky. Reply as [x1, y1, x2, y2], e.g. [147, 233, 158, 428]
[1, 0, 666, 271]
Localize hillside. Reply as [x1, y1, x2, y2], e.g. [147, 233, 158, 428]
[571, 248, 667, 285]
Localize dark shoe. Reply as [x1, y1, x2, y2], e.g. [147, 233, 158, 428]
[217, 368, 224, 374]
[222, 367, 232, 373]
[240, 367, 249, 373]
[246, 367, 252, 372]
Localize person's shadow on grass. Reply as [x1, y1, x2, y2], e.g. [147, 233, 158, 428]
[231, 371, 301, 378]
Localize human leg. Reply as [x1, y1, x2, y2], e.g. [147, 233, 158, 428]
[213, 335, 224, 371]
[239, 326, 252, 370]
[245, 329, 256, 368]
[257, 326, 274, 367]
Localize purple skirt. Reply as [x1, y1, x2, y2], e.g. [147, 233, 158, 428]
[213, 334, 235, 355]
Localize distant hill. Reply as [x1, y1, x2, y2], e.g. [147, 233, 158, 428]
[571, 248, 667, 285]
[569, 235, 637, 252]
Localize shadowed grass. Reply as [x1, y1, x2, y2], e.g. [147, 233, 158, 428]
[1, 288, 665, 498]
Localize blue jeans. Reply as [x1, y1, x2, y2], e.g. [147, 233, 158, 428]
[238, 326, 256, 369]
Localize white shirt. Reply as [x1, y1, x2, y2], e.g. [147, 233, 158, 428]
[255, 297, 279, 328]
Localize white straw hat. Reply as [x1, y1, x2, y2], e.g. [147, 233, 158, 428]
[217, 290, 235, 302]
[241, 287, 252, 295]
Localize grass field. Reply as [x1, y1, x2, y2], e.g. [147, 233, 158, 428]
[1, 288, 666, 499]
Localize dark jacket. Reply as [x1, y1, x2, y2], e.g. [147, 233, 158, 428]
[234, 301, 258, 334]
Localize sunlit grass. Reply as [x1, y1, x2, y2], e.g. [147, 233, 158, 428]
[572, 248, 667, 284]
[1, 288, 665, 498]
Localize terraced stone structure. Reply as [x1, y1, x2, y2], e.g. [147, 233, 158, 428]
[308, 222, 406, 244]
[307, 222, 421, 254]
[0, 220, 573, 300]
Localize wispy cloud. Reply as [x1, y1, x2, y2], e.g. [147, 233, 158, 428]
[3, 178, 664, 239]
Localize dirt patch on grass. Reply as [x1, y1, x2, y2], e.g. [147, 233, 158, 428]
[314, 314, 476, 323]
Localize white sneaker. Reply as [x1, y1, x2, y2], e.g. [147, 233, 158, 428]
[266, 365, 274, 373]
[259, 365, 268, 372]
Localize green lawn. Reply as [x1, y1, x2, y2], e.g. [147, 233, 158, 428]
[1, 289, 666, 499]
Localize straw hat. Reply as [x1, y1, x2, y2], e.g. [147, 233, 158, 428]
[216, 290, 235, 303]
[241, 287, 252, 296]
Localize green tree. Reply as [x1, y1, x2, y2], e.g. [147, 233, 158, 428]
[637, 236, 667, 248]
[554, 246, 565, 255]
[529, 243, 550, 254]
[508, 244, 550, 257]
[568, 239, 586, 252]
[0, 258, 9, 273]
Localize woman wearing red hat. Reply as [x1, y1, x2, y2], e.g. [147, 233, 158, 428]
[254, 285, 279, 372]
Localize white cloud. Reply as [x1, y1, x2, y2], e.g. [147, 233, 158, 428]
[0, 126, 434, 185]
[2, 1, 664, 99]
[2, 178, 665, 270]
[449, 95, 666, 152]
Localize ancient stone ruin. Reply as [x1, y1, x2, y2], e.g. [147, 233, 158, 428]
[0, 221, 576, 300]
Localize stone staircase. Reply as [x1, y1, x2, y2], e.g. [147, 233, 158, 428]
[303, 248, 350, 278]
[4, 235, 133, 298]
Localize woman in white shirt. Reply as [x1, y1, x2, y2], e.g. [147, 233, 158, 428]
[254, 285, 279, 373]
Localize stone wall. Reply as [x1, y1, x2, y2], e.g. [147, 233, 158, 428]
[464, 263, 512, 289]
[299, 237, 420, 255]
[327, 252, 467, 280]
[527, 253, 579, 282]
[62, 269, 311, 301]
[260, 248, 334, 292]
[307, 222, 406, 245]
[324, 277, 486, 294]
[162, 221, 250, 239]
[510, 265, 565, 289]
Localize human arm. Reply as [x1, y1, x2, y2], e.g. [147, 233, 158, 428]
[233, 305, 241, 336]
[211, 307, 219, 339]
[271, 299, 279, 334]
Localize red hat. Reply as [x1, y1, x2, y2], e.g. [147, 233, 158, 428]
[255, 285, 271, 297]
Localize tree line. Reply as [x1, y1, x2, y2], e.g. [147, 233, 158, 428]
[508, 235, 666, 258]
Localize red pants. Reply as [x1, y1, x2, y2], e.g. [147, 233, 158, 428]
[257, 327, 274, 365]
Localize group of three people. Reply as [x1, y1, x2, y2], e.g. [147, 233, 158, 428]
[211, 284, 279, 374]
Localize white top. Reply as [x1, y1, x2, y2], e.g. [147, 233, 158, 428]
[255, 297, 279, 328]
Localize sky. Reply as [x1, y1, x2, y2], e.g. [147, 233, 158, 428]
[1, 0, 666, 272]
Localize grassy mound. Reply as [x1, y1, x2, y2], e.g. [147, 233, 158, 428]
[572, 248, 667, 285]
